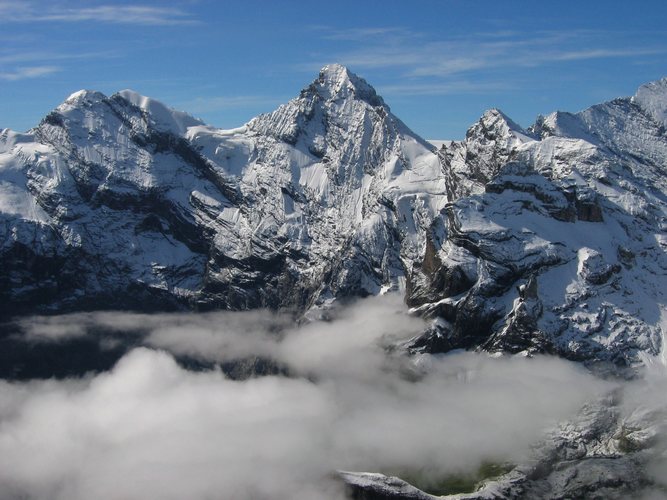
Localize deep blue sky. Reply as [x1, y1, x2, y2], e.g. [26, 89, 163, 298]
[1, 0, 666, 139]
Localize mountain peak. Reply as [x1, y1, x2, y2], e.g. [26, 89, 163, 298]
[480, 108, 527, 133]
[469, 107, 533, 143]
[317, 63, 351, 86]
[311, 64, 385, 108]
[114, 89, 204, 136]
[64, 89, 107, 105]
[632, 77, 667, 127]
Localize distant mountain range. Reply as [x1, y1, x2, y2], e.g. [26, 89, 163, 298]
[1, 64, 666, 369]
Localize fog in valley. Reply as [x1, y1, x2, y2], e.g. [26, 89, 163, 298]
[1, 295, 665, 499]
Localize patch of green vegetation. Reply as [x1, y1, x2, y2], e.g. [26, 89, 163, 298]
[385, 460, 515, 496]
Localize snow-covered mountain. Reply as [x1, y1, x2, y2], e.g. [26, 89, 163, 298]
[409, 80, 667, 368]
[0, 65, 445, 315]
[1, 66, 666, 369]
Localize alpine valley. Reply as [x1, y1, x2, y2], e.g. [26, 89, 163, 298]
[1, 65, 667, 498]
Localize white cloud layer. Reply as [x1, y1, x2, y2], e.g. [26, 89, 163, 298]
[0, 296, 617, 499]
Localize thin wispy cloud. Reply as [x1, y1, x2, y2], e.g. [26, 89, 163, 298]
[0, 49, 120, 65]
[0, 48, 119, 84]
[312, 26, 416, 42]
[0, 0, 30, 17]
[304, 27, 667, 96]
[547, 47, 667, 62]
[345, 30, 666, 76]
[0, 65, 59, 81]
[407, 47, 667, 78]
[0, 2, 197, 26]
[378, 80, 513, 97]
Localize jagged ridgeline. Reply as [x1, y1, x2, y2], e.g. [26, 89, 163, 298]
[1, 65, 666, 366]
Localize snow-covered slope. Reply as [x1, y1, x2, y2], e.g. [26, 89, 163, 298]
[1, 66, 666, 368]
[0, 64, 447, 315]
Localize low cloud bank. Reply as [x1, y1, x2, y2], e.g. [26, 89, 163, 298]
[0, 296, 617, 499]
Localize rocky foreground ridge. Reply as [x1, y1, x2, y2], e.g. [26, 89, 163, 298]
[2, 65, 666, 368]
